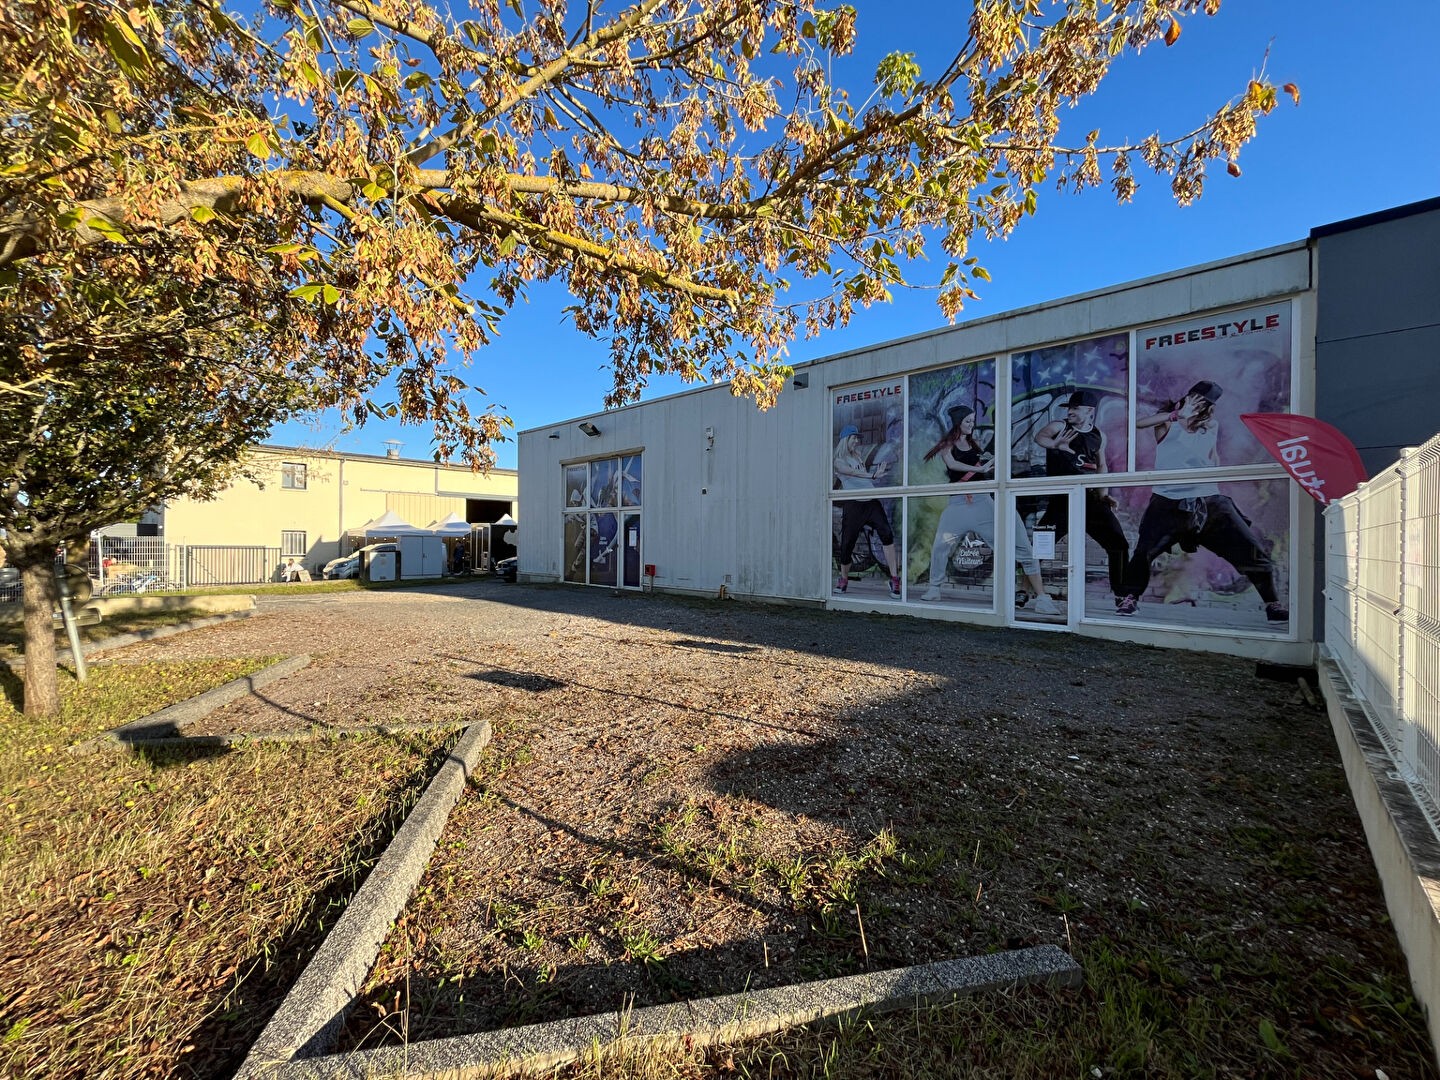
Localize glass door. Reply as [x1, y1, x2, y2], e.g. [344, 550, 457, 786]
[1009, 490, 1072, 626]
[622, 513, 642, 588]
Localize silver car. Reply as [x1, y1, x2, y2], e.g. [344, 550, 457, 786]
[324, 555, 361, 580]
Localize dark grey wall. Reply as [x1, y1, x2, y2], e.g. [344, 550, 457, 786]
[1311, 198, 1440, 642]
[1314, 199, 1440, 476]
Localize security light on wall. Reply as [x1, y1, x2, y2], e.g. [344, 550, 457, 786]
[578, 422, 601, 437]
[548, 432, 560, 439]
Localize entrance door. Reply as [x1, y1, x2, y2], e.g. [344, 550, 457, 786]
[622, 513, 642, 588]
[1009, 490, 1073, 627]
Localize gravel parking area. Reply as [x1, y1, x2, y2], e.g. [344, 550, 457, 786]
[105, 578, 1436, 1077]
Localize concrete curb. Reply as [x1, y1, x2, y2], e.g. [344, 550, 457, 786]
[79, 609, 258, 658]
[85, 720, 471, 754]
[68, 655, 312, 755]
[236, 721, 493, 1079]
[1317, 656, 1440, 1070]
[91, 594, 258, 617]
[4, 610, 258, 673]
[268, 945, 1081, 1079]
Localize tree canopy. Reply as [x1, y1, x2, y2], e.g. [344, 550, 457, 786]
[0, 255, 306, 715]
[1, 0, 1294, 468]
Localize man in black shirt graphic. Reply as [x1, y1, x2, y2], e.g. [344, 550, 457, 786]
[1033, 390, 1130, 608]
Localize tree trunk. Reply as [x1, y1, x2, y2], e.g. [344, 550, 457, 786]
[18, 551, 60, 718]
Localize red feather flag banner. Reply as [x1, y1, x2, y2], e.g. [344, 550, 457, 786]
[1240, 413, 1369, 506]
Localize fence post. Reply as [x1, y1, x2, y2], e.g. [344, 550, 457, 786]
[1398, 449, 1415, 771]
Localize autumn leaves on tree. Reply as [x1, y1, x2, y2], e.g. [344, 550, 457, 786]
[3, 0, 1295, 456]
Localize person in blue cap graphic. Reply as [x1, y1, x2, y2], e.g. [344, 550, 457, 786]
[833, 424, 901, 596]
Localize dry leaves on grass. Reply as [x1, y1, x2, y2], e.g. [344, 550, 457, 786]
[0, 660, 455, 1080]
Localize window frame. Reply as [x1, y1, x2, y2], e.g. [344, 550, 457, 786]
[281, 462, 308, 490]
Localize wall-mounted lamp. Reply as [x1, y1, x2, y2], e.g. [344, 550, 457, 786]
[547, 432, 560, 439]
[578, 422, 601, 437]
[792, 372, 809, 389]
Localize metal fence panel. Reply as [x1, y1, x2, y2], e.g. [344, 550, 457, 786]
[1324, 499, 1360, 678]
[1401, 442, 1440, 808]
[93, 538, 283, 592]
[186, 545, 281, 587]
[95, 536, 183, 594]
[1326, 431, 1440, 827]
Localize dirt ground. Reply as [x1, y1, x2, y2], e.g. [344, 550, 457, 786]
[110, 578, 1437, 1077]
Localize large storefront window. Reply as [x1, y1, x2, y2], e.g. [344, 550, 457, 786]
[829, 299, 1298, 638]
[1011, 333, 1128, 478]
[1134, 304, 1292, 471]
[1089, 478, 1292, 633]
[562, 455, 641, 587]
[832, 379, 904, 599]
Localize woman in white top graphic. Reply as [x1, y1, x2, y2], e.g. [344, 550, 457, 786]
[1115, 380, 1287, 622]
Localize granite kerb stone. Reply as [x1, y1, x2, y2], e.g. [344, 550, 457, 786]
[3, 609, 257, 673]
[95, 720, 471, 752]
[68, 654, 313, 755]
[235, 720, 494, 1080]
[261, 944, 1081, 1079]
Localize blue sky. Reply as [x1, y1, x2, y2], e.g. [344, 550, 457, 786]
[271, 0, 1440, 470]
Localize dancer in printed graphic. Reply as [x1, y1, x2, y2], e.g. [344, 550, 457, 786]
[1115, 380, 1288, 621]
[1033, 389, 1130, 605]
[833, 425, 902, 596]
[919, 405, 1058, 613]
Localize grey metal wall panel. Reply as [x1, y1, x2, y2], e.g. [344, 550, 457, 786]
[1315, 207, 1440, 475]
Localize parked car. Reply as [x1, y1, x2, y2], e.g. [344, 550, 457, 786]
[495, 556, 517, 583]
[321, 555, 354, 578]
[325, 555, 361, 580]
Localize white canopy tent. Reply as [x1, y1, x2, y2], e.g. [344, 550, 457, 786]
[345, 511, 445, 579]
[426, 512, 472, 537]
[346, 509, 431, 541]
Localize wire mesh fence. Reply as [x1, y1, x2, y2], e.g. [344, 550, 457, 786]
[1326, 431, 1440, 825]
[91, 538, 282, 593]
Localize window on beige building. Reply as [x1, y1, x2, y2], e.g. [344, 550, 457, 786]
[281, 462, 307, 490]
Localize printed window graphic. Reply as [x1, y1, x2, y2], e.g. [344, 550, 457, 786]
[561, 454, 642, 588]
[1089, 478, 1291, 632]
[1011, 333, 1128, 479]
[824, 300, 1296, 637]
[832, 378, 905, 599]
[1135, 304, 1291, 472]
[907, 493, 995, 609]
[907, 359, 996, 488]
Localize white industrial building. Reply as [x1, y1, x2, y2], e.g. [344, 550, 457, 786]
[517, 198, 1440, 667]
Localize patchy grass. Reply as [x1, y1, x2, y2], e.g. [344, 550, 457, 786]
[0, 661, 454, 1079]
[547, 947, 1429, 1080]
[329, 602, 1437, 1080]
[156, 574, 477, 599]
[0, 610, 223, 659]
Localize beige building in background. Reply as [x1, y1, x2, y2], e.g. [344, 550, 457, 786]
[162, 445, 517, 571]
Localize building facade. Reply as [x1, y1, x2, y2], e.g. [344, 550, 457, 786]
[163, 445, 517, 572]
[518, 199, 1439, 665]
